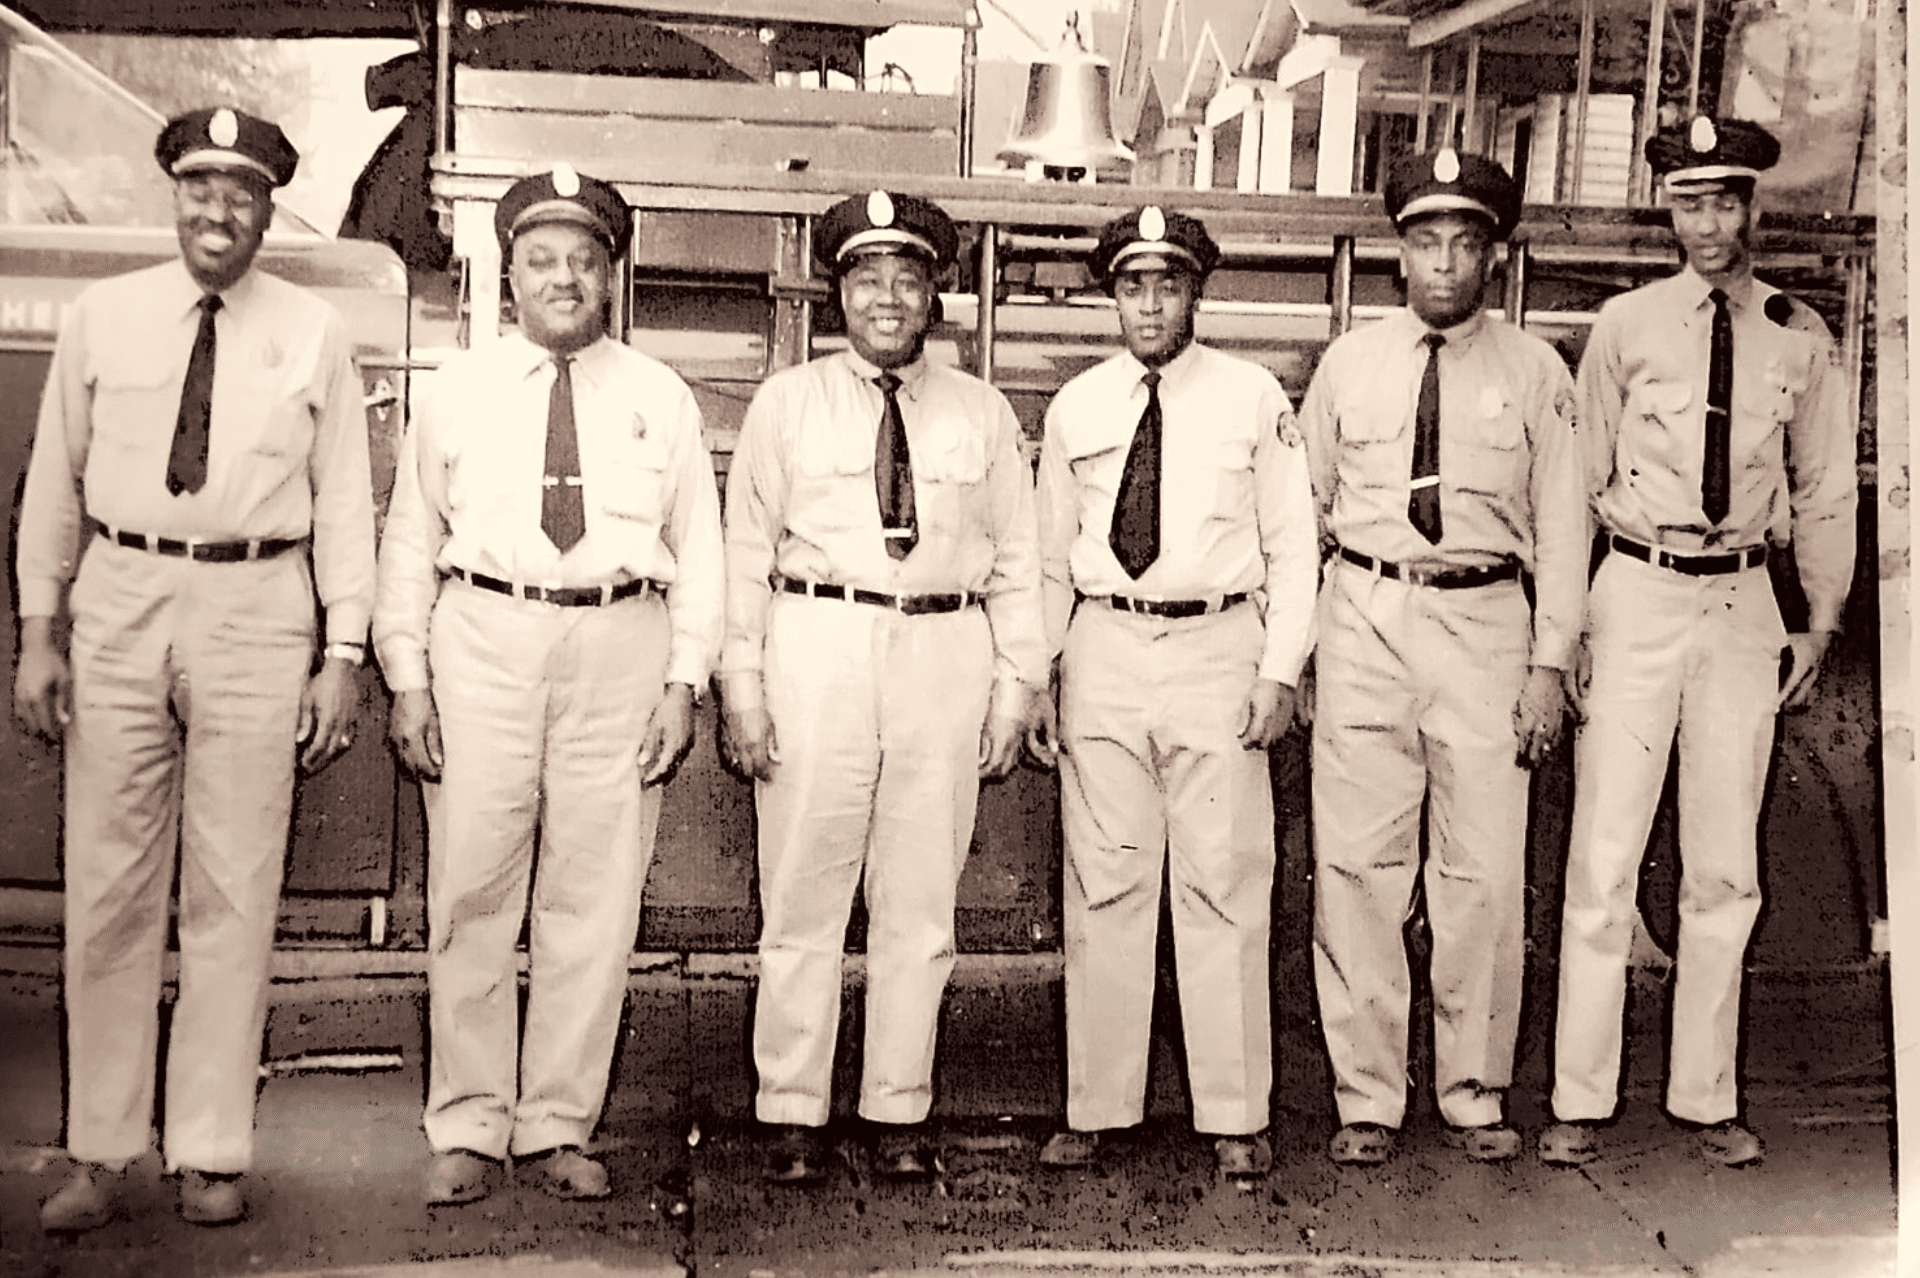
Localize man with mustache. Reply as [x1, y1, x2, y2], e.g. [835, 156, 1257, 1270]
[374, 165, 723, 1202]
[1027, 207, 1317, 1183]
[721, 190, 1044, 1184]
[1540, 117, 1856, 1169]
[15, 107, 375, 1230]
[1300, 149, 1586, 1166]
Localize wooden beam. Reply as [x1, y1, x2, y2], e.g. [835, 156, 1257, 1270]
[1406, 0, 1543, 49]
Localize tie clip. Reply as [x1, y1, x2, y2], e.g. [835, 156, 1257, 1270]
[1410, 475, 1441, 490]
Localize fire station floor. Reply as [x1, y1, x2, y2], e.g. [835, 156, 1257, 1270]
[0, 938, 1897, 1278]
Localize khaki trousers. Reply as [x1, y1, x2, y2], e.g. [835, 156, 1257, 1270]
[422, 579, 668, 1159]
[1057, 601, 1274, 1136]
[751, 594, 993, 1127]
[1551, 553, 1781, 1125]
[62, 540, 313, 1172]
[1311, 562, 1531, 1130]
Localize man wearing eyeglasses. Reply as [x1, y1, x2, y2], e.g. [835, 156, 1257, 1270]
[15, 107, 376, 1231]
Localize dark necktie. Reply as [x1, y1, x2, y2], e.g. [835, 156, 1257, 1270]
[1409, 332, 1445, 544]
[874, 371, 917, 560]
[166, 293, 222, 496]
[1703, 288, 1733, 525]
[1109, 370, 1163, 579]
[542, 355, 585, 553]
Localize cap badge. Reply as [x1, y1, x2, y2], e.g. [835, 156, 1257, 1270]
[867, 190, 895, 228]
[209, 108, 239, 148]
[1434, 148, 1461, 183]
[551, 162, 580, 198]
[1690, 116, 1718, 153]
[1139, 205, 1166, 241]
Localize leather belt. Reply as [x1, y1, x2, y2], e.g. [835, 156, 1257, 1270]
[1607, 534, 1766, 577]
[1338, 545, 1522, 590]
[449, 565, 661, 607]
[1082, 591, 1249, 619]
[779, 578, 982, 616]
[90, 518, 300, 563]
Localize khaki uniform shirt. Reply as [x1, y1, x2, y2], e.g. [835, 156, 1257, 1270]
[374, 332, 724, 692]
[1577, 266, 1856, 631]
[17, 258, 376, 644]
[1300, 308, 1587, 671]
[1035, 340, 1318, 686]
[721, 349, 1046, 719]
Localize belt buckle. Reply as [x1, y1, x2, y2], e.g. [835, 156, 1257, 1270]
[599, 583, 614, 606]
[1403, 563, 1436, 588]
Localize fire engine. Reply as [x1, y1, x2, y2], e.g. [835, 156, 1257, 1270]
[0, 0, 1881, 970]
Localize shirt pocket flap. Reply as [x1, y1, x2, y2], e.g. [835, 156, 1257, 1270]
[1338, 399, 1404, 443]
[796, 420, 873, 478]
[1636, 378, 1693, 422]
[917, 427, 987, 484]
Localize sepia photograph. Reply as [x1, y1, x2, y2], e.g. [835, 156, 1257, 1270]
[0, 1, 1907, 1275]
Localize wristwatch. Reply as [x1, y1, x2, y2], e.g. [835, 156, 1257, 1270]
[324, 641, 366, 666]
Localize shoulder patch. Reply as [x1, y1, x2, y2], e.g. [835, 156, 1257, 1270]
[1278, 413, 1304, 449]
[1764, 292, 1795, 327]
[1554, 386, 1577, 426]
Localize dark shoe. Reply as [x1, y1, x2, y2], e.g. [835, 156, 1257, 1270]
[762, 1124, 830, 1186]
[873, 1125, 938, 1182]
[40, 1163, 122, 1233]
[1212, 1132, 1272, 1184]
[520, 1145, 611, 1200]
[1449, 1122, 1522, 1162]
[426, 1148, 502, 1204]
[1328, 1121, 1396, 1165]
[1037, 1129, 1101, 1169]
[178, 1169, 246, 1226]
[1538, 1120, 1601, 1167]
[1696, 1119, 1762, 1167]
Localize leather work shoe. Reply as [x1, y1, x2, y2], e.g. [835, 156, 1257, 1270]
[1213, 1133, 1273, 1185]
[1328, 1122, 1396, 1165]
[1537, 1120, 1601, 1167]
[1037, 1129, 1101, 1169]
[178, 1169, 246, 1226]
[1695, 1120, 1763, 1167]
[1449, 1122, 1522, 1162]
[873, 1125, 938, 1182]
[521, 1146, 611, 1200]
[39, 1162, 122, 1233]
[426, 1149, 502, 1204]
[762, 1124, 831, 1187]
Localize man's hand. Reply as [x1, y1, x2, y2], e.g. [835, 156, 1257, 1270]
[979, 709, 1025, 780]
[1512, 664, 1569, 769]
[13, 617, 71, 743]
[1238, 677, 1295, 750]
[389, 687, 443, 781]
[1566, 640, 1592, 723]
[721, 697, 779, 781]
[640, 682, 697, 786]
[1779, 630, 1834, 711]
[297, 657, 360, 773]
[1025, 692, 1063, 770]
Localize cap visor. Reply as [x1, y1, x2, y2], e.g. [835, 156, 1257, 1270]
[1108, 241, 1202, 276]
[510, 199, 617, 244]
[837, 227, 938, 263]
[1394, 193, 1500, 228]
[171, 149, 280, 186]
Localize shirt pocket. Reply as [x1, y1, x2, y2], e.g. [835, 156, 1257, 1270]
[1451, 387, 1526, 497]
[791, 416, 875, 535]
[1624, 376, 1694, 470]
[92, 349, 182, 468]
[1336, 396, 1405, 446]
[1201, 427, 1258, 519]
[597, 437, 670, 529]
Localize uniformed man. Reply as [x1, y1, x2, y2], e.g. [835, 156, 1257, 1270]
[15, 107, 376, 1229]
[720, 190, 1045, 1184]
[374, 165, 723, 1202]
[1302, 150, 1586, 1165]
[1540, 117, 1855, 1169]
[1026, 207, 1317, 1182]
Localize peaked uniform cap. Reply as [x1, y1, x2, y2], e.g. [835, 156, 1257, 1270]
[1092, 206, 1220, 281]
[1384, 148, 1522, 239]
[815, 191, 958, 272]
[1645, 115, 1781, 188]
[494, 164, 630, 252]
[155, 107, 299, 188]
